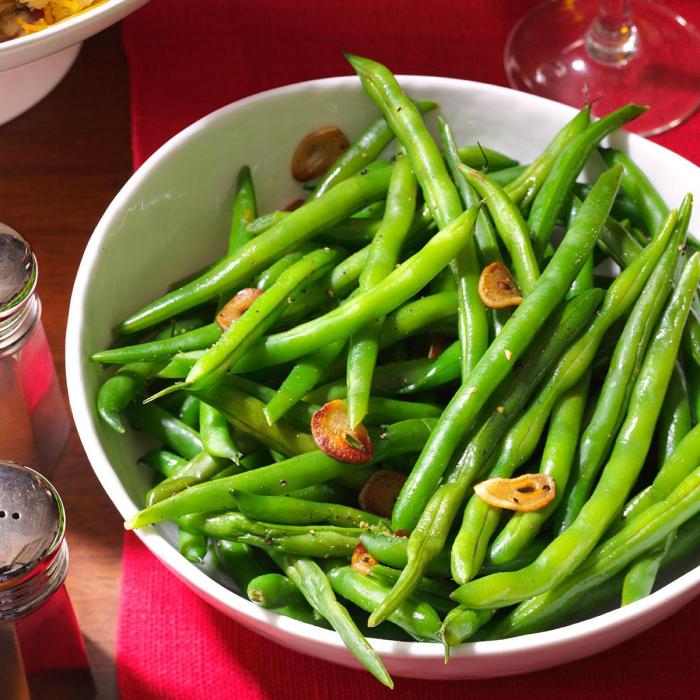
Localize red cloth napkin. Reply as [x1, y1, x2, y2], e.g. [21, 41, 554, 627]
[118, 1, 700, 696]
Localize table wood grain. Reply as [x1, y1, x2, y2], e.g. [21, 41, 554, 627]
[0, 26, 132, 700]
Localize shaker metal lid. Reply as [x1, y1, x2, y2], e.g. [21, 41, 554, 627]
[0, 224, 37, 315]
[0, 461, 65, 584]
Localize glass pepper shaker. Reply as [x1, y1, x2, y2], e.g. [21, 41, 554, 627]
[0, 224, 70, 476]
[0, 461, 94, 699]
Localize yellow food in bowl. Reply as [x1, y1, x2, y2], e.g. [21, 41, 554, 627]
[0, 0, 107, 40]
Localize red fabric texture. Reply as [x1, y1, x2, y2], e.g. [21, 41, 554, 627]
[118, 1, 700, 696]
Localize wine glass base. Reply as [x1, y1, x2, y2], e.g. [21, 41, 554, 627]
[504, 0, 700, 136]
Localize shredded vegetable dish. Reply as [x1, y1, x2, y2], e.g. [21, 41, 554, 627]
[0, 0, 107, 40]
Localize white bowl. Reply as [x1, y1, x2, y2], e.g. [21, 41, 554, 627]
[66, 76, 700, 679]
[0, 0, 149, 123]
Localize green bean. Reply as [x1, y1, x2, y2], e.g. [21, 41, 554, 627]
[568, 255, 594, 297]
[318, 219, 383, 247]
[528, 104, 646, 258]
[264, 340, 346, 425]
[214, 539, 270, 593]
[352, 200, 386, 219]
[556, 205, 686, 532]
[392, 166, 622, 535]
[627, 221, 649, 246]
[364, 397, 442, 424]
[619, 424, 700, 528]
[459, 163, 540, 294]
[95, 319, 198, 433]
[505, 106, 590, 207]
[310, 100, 436, 199]
[125, 418, 435, 529]
[360, 532, 547, 579]
[370, 289, 603, 624]
[228, 166, 257, 251]
[334, 467, 376, 494]
[347, 53, 488, 380]
[178, 395, 200, 429]
[127, 403, 203, 459]
[597, 214, 644, 266]
[452, 281, 623, 584]
[441, 120, 502, 268]
[329, 203, 433, 297]
[190, 378, 316, 456]
[246, 202, 390, 243]
[480, 539, 548, 575]
[347, 152, 417, 427]
[488, 375, 591, 565]
[244, 210, 288, 236]
[255, 249, 310, 290]
[683, 308, 700, 370]
[599, 148, 668, 235]
[269, 552, 393, 687]
[621, 532, 675, 606]
[158, 392, 188, 417]
[379, 291, 457, 346]
[440, 607, 494, 650]
[154, 350, 203, 379]
[92, 323, 222, 365]
[571, 184, 650, 233]
[177, 525, 207, 564]
[117, 167, 393, 334]
[233, 490, 389, 530]
[689, 356, 700, 420]
[199, 402, 241, 462]
[451, 253, 700, 609]
[139, 449, 186, 478]
[218, 544, 323, 626]
[181, 512, 363, 558]
[286, 482, 356, 506]
[326, 565, 441, 642]
[248, 210, 379, 244]
[175, 247, 342, 391]
[147, 450, 230, 505]
[300, 291, 459, 388]
[231, 205, 480, 370]
[489, 461, 700, 638]
[247, 573, 306, 609]
[360, 532, 451, 577]
[371, 341, 461, 395]
[457, 145, 519, 171]
[276, 276, 336, 328]
[486, 164, 527, 187]
[657, 364, 693, 465]
[369, 564, 453, 603]
[222, 376, 316, 433]
[265, 288, 459, 423]
[490, 511, 700, 638]
[97, 361, 162, 433]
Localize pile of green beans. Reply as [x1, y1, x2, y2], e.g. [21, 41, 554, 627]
[91, 53, 700, 686]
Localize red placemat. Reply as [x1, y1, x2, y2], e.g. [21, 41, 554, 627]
[118, 1, 700, 697]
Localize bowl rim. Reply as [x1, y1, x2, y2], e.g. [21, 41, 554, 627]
[66, 73, 700, 661]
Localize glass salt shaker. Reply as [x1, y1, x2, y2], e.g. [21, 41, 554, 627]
[0, 461, 94, 699]
[0, 224, 70, 476]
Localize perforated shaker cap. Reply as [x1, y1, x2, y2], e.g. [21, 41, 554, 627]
[0, 224, 37, 317]
[0, 461, 67, 621]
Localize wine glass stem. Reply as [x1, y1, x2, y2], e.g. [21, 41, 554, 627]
[586, 0, 638, 66]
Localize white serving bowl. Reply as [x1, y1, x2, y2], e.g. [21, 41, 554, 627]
[66, 76, 700, 679]
[0, 0, 149, 124]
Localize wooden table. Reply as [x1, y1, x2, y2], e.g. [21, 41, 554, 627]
[0, 26, 132, 699]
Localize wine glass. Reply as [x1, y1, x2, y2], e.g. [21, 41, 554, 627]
[504, 0, 700, 136]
